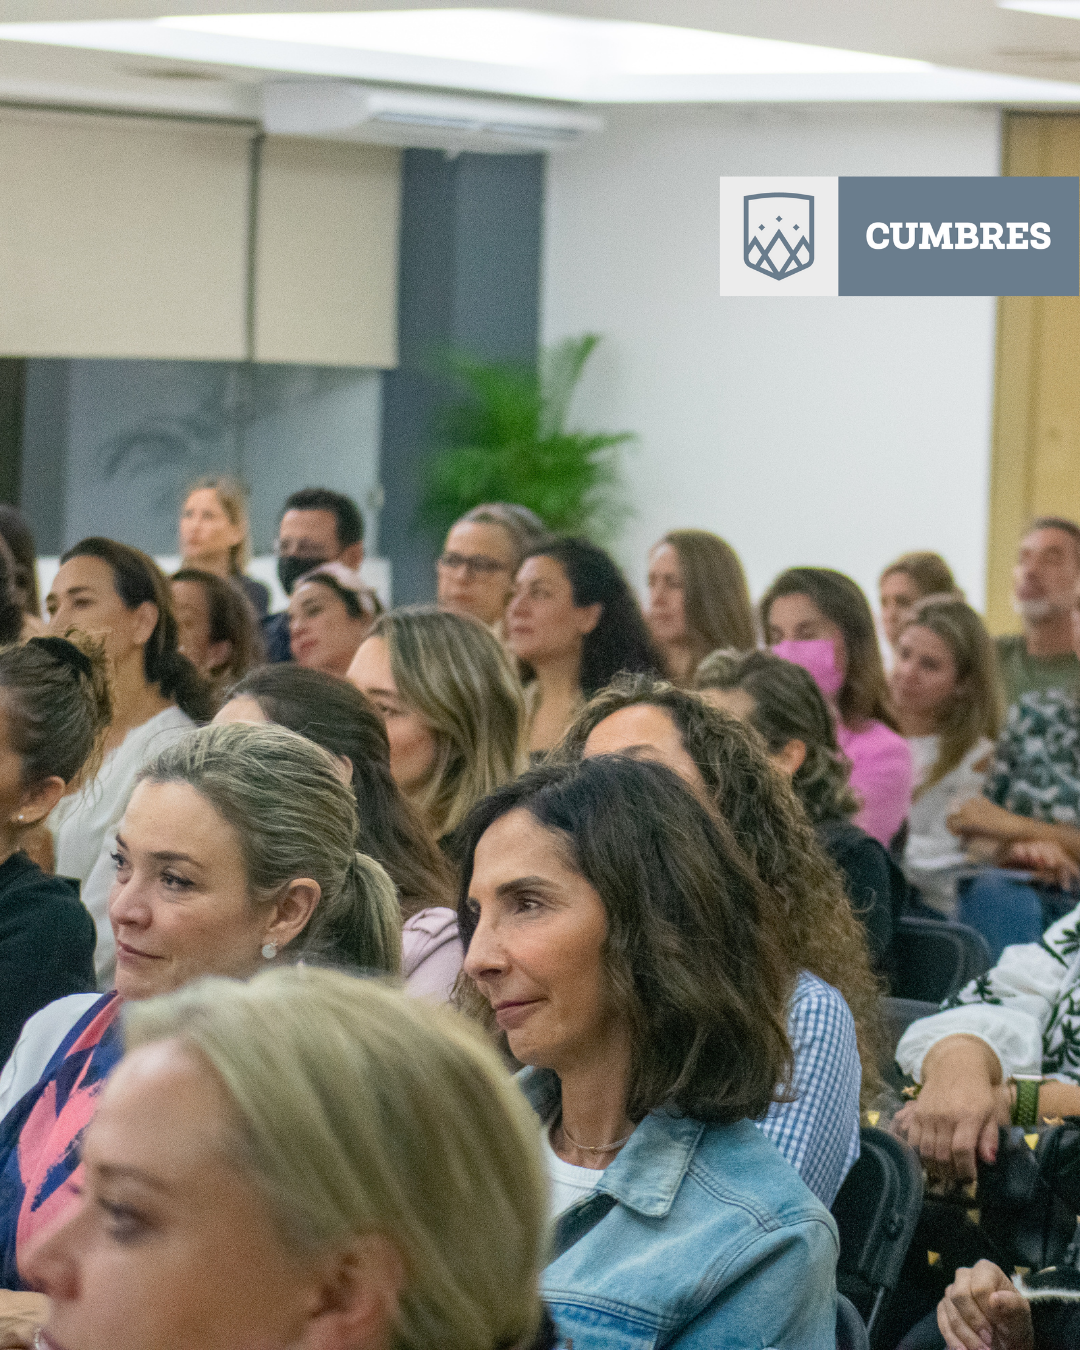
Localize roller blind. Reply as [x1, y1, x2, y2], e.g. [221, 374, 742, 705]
[254, 137, 400, 368]
[0, 108, 253, 360]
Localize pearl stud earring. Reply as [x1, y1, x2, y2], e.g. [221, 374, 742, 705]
[261, 941, 277, 961]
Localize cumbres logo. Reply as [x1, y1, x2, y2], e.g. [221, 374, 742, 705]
[864, 220, 1051, 251]
[744, 193, 815, 280]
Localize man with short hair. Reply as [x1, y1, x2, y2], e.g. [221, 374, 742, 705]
[996, 517, 1080, 711]
[263, 487, 365, 663]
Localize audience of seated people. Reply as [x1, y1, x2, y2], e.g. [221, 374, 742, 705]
[170, 566, 265, 696]
[888, 595, 1003, 915]
[940, 577, 1080, 958]
[0, 721, 401, 1298]
[216, 664, 461, 999]
[762, 565, 915, 846]
[558, 674, 877, 1205]
[997, 517, 1080, 711]
[264, 486, 369, 662]
[16, 488, 1080, 1349]
[437, 501, 551, 630]
[507, 536, 660, 754]
[177, 475, 271, 619]
[457, 755, 840, 1346]
[878, 550, 959, 664]
[694, 647, 909, 980]
[644, 528, 755, 683]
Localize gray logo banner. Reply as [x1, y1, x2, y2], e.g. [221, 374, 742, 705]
[837, 176, 1078, 296]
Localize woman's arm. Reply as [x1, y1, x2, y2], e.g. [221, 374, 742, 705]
[892, 1035, 1012, 1182]
[949, 795, 1080, 863]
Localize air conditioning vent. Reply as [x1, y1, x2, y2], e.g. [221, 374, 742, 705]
[260, 81, 603, 153]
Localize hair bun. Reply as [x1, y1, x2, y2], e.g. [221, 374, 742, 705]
[27, 635, 94, 680]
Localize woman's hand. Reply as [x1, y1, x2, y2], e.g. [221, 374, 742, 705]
[938, 1262, 1034, 1350]
[0, 1291, 49, 1349]
[948, 797, 1028, 843]
[891, 1036, 1011, 1182]
[999, 838, 1080, 889]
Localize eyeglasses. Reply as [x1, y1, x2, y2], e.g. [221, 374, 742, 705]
[437, 552, 511, 579]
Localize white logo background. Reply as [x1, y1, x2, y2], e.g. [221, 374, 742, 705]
[720, 177, 839, 296]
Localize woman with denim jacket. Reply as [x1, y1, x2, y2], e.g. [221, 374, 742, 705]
[456, 755, 840, 1350]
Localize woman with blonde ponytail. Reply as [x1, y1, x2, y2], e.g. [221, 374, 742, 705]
[0, 722, 400, 1301]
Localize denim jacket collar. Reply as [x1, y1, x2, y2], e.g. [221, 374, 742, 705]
[518, 1066, 705, 1220]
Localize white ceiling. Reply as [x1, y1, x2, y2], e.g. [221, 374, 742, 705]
[6, 1, 1080, 121]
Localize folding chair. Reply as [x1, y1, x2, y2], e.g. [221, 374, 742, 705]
[831, 1127, 925, 1347]
[891, 916, 991, 1004]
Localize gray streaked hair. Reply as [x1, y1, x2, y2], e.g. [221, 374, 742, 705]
[138, 722, 401, 975]
[459, 503, 551, 572]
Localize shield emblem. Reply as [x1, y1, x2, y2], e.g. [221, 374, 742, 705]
[744, 193, 814, 280]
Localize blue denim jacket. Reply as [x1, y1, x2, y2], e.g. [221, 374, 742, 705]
[522, 1069, 838, 1349]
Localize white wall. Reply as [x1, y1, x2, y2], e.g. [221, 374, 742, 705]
[542, 102, 1001, 614]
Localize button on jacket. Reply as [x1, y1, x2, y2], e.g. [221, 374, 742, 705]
[522, 1068, 839, 1350]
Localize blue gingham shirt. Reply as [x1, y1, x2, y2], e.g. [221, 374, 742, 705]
[758, 970, 861, 1207]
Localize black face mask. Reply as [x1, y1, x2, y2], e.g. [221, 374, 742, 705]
[277, 554, 329, 596]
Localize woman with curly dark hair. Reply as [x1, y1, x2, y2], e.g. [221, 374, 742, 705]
[457, 754, 838, 1348]
[506, 537, 660, 755]
[695, 648, 909, 980]
[558, 673, 885, 1205]
[761, 565, 914, 847]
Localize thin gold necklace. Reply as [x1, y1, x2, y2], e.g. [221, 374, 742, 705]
[559, 1118, 634, 1154]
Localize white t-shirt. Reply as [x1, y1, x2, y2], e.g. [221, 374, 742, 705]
[49, 706, 196, 986]
[540, 1124, 605, 1218]
[902, 734, 994, 914]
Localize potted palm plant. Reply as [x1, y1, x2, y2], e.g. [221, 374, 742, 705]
[418, 333, 633, 544]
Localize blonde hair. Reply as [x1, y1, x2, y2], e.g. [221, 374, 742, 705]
[900, 595, 1004, 795]
[125, 968, 548, 1350]
[140, 723, 402, 975]
[185, 476, 253, 574]
[372, 607, 527, 840]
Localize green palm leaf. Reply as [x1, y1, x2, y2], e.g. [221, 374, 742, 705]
[418, 334, 633, 543]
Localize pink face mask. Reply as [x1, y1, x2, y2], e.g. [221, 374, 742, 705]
[771, 638, 844, 699]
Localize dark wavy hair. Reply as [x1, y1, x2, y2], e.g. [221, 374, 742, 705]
[694, 649, 859, 825]
[558, 674, 884, 1102]
[61, 538, 214, 724]
[760, 566, 895, 730]
[522, 537, 660, 696]
[456, 756, 794, 1125]
[226, 665, 454, 920]
[0, 504, 40, 618]
[0, 532, 25, 646]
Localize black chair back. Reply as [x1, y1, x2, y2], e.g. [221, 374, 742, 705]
[879, 996, 939, 1092]
[836, 1292, 871, 1350]
[891, 916, 991, 1003]
[831, 1127, 924, 1346]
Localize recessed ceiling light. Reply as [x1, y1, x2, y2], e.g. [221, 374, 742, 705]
[156, 10, 931, 77]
